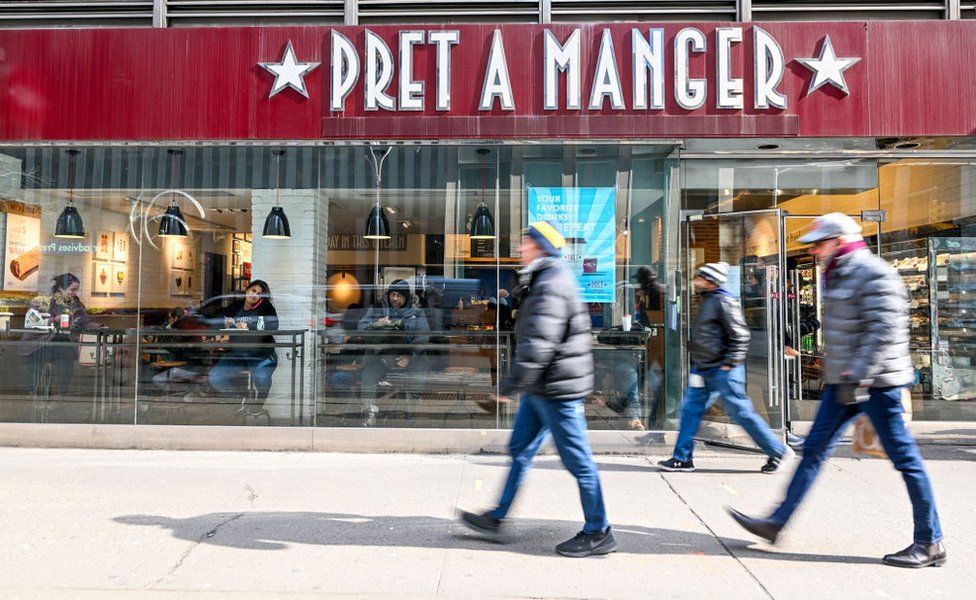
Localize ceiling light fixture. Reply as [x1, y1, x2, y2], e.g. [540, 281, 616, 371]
[262, 149, 292, 239]
[54, 149, 85, 239]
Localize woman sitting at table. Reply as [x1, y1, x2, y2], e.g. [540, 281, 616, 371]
[20, 273, 98, 401]
[207, 280, 279, 413]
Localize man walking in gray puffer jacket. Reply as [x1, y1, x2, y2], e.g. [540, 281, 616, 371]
[658, 262, 792, 474]
[458, 221, 615, 558]
[729, 213, 946, 568]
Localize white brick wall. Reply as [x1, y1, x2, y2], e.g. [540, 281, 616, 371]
[250, 189, 328, 422]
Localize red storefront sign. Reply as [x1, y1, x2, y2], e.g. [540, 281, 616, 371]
[0, 21, 974, 141]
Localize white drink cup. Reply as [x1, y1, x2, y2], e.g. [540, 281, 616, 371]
[622, 314, 632, 332]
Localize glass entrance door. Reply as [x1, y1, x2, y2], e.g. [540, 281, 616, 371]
[681, 209, 786, 447]
[782, 214, 879, 424]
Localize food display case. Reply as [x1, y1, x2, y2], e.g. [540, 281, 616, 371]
[929, 237, 976, 402]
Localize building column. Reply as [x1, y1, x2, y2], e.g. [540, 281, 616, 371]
[344, 0, 358, 25]
[947, 0, 961, 19]
[251, 188, 329, 424]
[737, 0, 752, 21]
[153, 0, 167, 27]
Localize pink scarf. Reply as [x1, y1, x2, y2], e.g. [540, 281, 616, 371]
[824, 240, 868, 285]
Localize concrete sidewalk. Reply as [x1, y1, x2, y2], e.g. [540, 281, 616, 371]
[0, 446, 973, 599]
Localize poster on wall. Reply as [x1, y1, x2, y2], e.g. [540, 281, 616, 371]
[94, 231, 113, 260]
[170, 270, 188, 296]
[113, 233, 128, 262]
[3, 213, 41, 292]
[171, 241, 187, 269]
[527, 187, 616, 303]
[93, 261, 112, 294]
[111, 264, 127, 294]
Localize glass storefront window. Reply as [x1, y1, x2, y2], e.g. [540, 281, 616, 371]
[318, 144, 677, 430]
[0, 146, 317, 426]
[3, 140, 972, 431]
[880, 159, 976, 420]
[680, 146, 976, 426]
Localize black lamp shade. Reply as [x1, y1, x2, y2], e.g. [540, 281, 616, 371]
[262, 206, 291, 239]
[364, 204, 391, 239]
[469, 203, 495, 239]
[54, 205, 86, 239]
[158, 204, 188, 237]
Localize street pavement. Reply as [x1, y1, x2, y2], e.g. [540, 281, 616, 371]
[0, 444, 973, 599]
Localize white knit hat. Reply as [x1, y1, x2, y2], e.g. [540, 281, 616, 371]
[696, 262, 730, 285]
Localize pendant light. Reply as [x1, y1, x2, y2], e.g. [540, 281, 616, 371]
[158, 149, 188, 237]
[364, 146, 392, 240]
[262, 149, 291, 239]
[54, 149, 86, 239]
[469, 148, 495, 239]
[364, 204, 390, 240]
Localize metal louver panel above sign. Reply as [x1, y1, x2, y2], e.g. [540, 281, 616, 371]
[0, 0, 153, 26]
[165, 1, 344, 25]
[358, 1, 540, 23]
[551, 1, 737, 22]
[0, 0, 962, 28]
[752, 1, 948, 20]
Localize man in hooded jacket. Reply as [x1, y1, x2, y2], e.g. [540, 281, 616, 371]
[458, 221, 615, 558]
[358, 279, 430, 426]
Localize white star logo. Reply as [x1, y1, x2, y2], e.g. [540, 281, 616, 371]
[795, 35, 861, 96]
[259, 40, 320, 99]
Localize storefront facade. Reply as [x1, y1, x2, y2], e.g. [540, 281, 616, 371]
[1, 20, 975, 441]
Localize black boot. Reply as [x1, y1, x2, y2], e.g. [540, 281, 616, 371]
[882, 542, 947, 568]
[727, 508, 782, 544]
[555, 527, 617, 557]
[458, 510, 504, 542]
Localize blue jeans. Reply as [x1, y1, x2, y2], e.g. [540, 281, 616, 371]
[608, 360, 641, 420]
[673, 365, 785, 462]
[491, 394, 610, 534]
[208, 354, 278, 402]
[771, 385, 943, 544]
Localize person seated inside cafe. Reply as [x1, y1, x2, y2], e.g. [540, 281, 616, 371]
[151, 306, 210, 392]
[20, 273, 98, 400]
[326, 302, 366, 394]
[207, 279, 279, 413]
[357, 279, 430, 426]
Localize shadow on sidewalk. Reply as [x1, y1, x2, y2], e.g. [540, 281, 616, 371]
[113, 511, 879, 564]
[468, 458, 769, 475]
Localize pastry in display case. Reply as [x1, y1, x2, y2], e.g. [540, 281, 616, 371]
[929, 237, 976, 402]
[886, 243, 933, 399]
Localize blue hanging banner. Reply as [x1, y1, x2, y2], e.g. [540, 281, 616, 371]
[527, 187, 617, 303]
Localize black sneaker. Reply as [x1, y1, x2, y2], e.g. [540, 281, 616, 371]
[458, 510, 504, 542]
[761, 445, 796, 474]
[657, 457, 695, 472]
[555, 527, 618, 557]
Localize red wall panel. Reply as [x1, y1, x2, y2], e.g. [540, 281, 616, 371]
[0, 22, 971, 141]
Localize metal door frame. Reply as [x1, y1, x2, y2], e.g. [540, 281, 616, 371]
[680, 208, 787, 450]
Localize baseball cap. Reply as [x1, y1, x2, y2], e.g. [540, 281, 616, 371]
[797, 212, 862, 244]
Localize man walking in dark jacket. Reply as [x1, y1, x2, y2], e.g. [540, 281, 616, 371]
[658, 262, 793, 474]
[458, 221, 615, 558]
[729, 213, 946, 568]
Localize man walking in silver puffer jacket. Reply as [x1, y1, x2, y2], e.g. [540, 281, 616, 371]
[729, 213, 946, 569]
